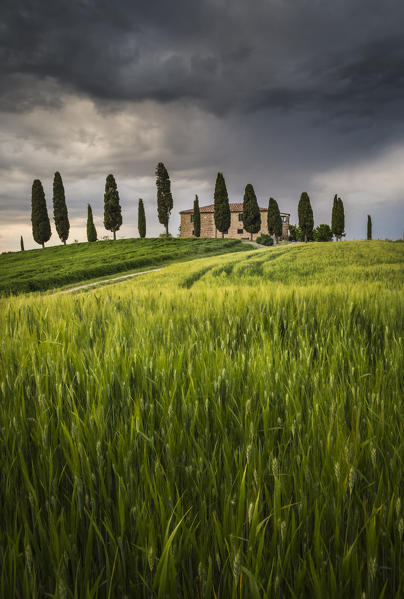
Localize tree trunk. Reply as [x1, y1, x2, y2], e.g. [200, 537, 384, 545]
[165, 223, 169, 237]
[42, 242, 45, 248]
[63, 240, 66, 245]
[304, 232, 308, 243]
[222, 231, 224, 238]
[275, 235, 278, 244]
[113, 230, 116, 240]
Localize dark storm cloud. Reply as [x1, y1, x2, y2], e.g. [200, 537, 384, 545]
[2, 0, 404, 123]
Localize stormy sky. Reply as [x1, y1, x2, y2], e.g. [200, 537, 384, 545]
[1, 0, 404, 251]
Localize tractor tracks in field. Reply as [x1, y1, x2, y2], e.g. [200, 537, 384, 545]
[52, 268, 162, 295]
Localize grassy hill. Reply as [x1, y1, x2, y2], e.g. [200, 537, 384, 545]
[1, 241, 403, 597]
[0, 237, 250, 295]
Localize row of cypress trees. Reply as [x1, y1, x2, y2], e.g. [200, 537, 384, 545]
[211, 173, 347, 242]
[31, 176, 68, 248]
[297, 192, 346, 242]
[30, 172, 148, 247]
[210, 173, 284, 241]
[29, 165, 171, 248]
[29, 165, 366, 248]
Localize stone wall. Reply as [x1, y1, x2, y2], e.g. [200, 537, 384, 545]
[180, 211, 289, 240]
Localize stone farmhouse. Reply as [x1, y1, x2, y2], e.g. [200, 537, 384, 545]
[180, 203, 290, 241]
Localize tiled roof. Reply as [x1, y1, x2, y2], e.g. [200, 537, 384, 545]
[180, 203, 289, 215]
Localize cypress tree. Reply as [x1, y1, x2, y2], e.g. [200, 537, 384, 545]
[367, 215, 372, 240]
[298, 191, 314, 242]
[193, 195, 201, 237]
[331, 194, 338, 240]
[103, 174, 122, 240]
[53, 171, 70, 244]
[31, 179, 51, 248]
[87, 204, 97, 242]
[243, 184, 261, 240]
[332, 194, 345, 241]
[214, 172, 231, 238]
[20, 235, 24, 251]
[138, 198, 146, 238]
[267, 197, 283, 243]
[337, 197, 345, 240]
[155, 162, 173, 236]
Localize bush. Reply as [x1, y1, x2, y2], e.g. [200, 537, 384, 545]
[314, 224, 333, 242]
[289, 225, 304, 242]
[256, 234, 274, 246]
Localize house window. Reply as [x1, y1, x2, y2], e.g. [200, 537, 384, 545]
[238, 213, 243, 221]
[190, 214, 194, 222]
[237, 229, 243, 234]
[281, 215, 287, 223]
[192, 230, 194, 235]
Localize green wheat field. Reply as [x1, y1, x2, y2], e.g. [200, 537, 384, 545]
[1, 240, 403, 598]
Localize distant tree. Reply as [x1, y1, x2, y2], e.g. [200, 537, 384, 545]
[53, 172, 70, 244]
[314, 224, 333, 242]
[156, 162, 173, 236]
[267, 197, 283, 243]
[20, 235, 24, 251]
[298, 192, 314, 242]
[87, 204, 97, 242]
[367, 215, 372, 240]
[331, 194, 345, 241]
[138, 198, 146, 238]
[288, 224, 304, 242]
[243, 184, 261, 240]
[214, 172, 231, 238]
[31, 179, 51, 248]
[193, 195, 201, 237]
[103, 174, 122, 240]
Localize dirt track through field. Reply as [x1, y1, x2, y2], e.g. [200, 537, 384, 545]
[53, 268, 162, 295]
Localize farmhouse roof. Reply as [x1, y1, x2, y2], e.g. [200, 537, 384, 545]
[180, 203, 290, 215]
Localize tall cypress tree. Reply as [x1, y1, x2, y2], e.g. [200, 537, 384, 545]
[332, 194, 345, 241]
[367, 215, 372, 240]
[53, 171, 70, 244]
[193, 195, 201, 237]
[31, 179, 51, 248]
[298, 191, 314, 242]
[87, 204, 97, 242]
[243, 184, 261, 240]
[138, 198, 146, 238]
[214, 172, 231, 238]
[331, 194, 338, 240]
[103, 174, 122, 240]
[337, 198, 345, 240]
[156, 162, 173, 236]
[267, 197, 283, 243]
[20, 235, 24, 251]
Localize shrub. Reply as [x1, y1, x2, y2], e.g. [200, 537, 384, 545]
[314, 224, 333, 242]
[289, 225, 303, 242]
[256, 234, 274, 246]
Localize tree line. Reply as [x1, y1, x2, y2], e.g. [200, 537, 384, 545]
[207, 173, 350, 244]
[29, 173, 145, 248]
[27, 163, 372, 249]
[288, 192, 346, 243]
[28, 163, 174, 248]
